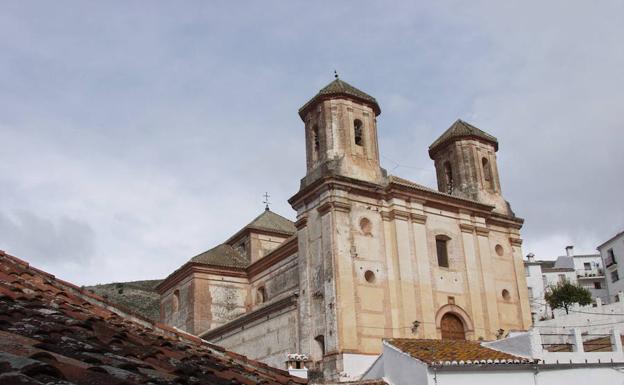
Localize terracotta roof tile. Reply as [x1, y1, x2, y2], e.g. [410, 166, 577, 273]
[387, 338, 532, 366]
[0, 250, 306, 385]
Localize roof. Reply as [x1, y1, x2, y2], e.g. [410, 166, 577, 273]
[429, 119, 498, 157]
[226, 209, 296, 245]
[597, 230, 624, 249]
[0, 250, 306, 385]
[387, 338, 531, 366]
[298, 78, 381, 118]
[244, 209, 297, 236]
[190, 243, 249, 268]
[554, 256, 575, 269]
[189, 209, 295, 269]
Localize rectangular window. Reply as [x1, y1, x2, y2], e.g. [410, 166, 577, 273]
[606, 249, 617, 267]
[436, 238, 449, 268]
[584, 262, 591, 270]
[611, 270, 620, 283]
[542, 275, 548, 288]
[594, 282, 602, 289]
[525, 266, 530, 277]
[558, 274, 566, 282]
[527, 287, 533, 299]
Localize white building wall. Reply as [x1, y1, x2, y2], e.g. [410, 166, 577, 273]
[533, 293, 624, 335]
[600, 232, 624, 303]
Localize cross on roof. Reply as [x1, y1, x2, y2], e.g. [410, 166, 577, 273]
[263, 192, 271, 211]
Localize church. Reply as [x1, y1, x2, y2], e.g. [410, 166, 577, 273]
[156, 78, 532, 381]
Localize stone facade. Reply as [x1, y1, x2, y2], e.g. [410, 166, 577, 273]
[157, 78, 532, 381]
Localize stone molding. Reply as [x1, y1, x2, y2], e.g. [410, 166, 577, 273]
[294, 217, 308, 230]
[459, 223, 475, 233]
[509, 237, 523, 247]
[410, 213, 427, 224]
[475, 226, 490, 236]
[317, 200, 351, 215]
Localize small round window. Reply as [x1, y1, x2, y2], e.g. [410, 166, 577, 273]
[495, 244, 504, 256]
[502, 289, 510, 301]
[360, 217, 372, 236]
[364, 270, 376, 283]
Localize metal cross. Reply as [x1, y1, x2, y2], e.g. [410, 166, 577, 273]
[263, 192, 271, 211]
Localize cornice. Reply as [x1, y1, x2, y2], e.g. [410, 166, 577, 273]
[509, 237, 523, 247]
[410, 213, 427, 224]
[459, 223, 475, 233]
[317, 200, 352, 215]
[156, 263, 247, 294]
[475, 226, 490, 236]
[294, 217, 308, 230]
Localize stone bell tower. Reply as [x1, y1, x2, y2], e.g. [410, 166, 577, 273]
[429, 119, 513, 216]
[298, 76, 385, 187]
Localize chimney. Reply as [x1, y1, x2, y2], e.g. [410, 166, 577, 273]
[566, 245, 574, 257]
[526, 253, 535, 262]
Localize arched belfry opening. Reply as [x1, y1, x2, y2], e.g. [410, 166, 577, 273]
[440, 313, 466, 340]
[443, 161, 454, 194]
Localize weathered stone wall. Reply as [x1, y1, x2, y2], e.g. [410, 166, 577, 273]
[209, 307, 298, 370]
[302, 98, 383, 186]
[433, 139, 511, 216]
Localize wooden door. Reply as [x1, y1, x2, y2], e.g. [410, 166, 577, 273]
[440, 313, 466, 340]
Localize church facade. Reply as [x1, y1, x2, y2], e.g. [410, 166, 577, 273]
[156, 78, 532, 381]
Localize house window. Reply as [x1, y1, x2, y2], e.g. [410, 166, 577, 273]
[606, 249, 617, 267]
[542, 275, 548, 288]
[436, 236, 450, 268]
[443, 161, 454, 194]
[611, 270, 620, 283]
[594, 282, 602, 289]
[354, 119, 363, 146]
[527, 287, 533, 299]
[584, 262, 591, 270]
[525, 266, 530, 277]
[558, 274, 566, 282]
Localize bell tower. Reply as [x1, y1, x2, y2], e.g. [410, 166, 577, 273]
[429, 119, 513, 216]
[298, 77, 384, 187]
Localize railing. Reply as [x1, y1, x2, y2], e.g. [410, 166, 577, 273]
[541, 333, 574, 352]
[582, 334, 613, 352]
[577, 268, 605, 278]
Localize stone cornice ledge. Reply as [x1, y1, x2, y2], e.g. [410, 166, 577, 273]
[475, 226, 490, 236]
[317, 200, 351, 215]
[459, 223, 475, 233]
[509, 237, 523, 246]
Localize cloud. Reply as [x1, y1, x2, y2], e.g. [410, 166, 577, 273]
[0, 1, 622, 285]
[0, 210, 95, 265]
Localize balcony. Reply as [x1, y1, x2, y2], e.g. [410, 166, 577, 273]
[577, 268, 605, 279]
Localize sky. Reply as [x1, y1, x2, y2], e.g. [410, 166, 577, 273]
[1, 1, 623, 286]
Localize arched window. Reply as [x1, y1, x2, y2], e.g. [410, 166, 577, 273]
[314, 335, 325, 357]
[482, 157, 493, 190]
[256, 286, 267, 304]
[443, 161, 454, 194]
[312, 125, 320, 156]
[436, 235, 450, 268]
[172, 289, 180, 312]
[353, 119, 363, 146]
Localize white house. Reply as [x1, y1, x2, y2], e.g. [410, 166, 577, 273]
[524, 246, 608, 321]
[363, 330, 624, 385]
[599, 230, 624, 303]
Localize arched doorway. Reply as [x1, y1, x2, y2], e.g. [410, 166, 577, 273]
[440, 313, 466, 340]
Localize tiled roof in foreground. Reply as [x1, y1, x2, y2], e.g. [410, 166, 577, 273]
[0, 250, 306, 385]
[387, 338, 532, 366]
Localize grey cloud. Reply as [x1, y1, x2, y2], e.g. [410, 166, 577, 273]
[0, 210, 95, 264]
